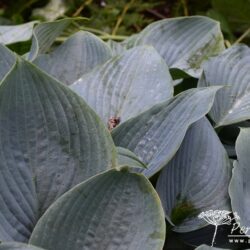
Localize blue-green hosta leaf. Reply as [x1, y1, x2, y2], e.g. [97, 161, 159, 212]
[71, 46, 173, 126]
[199, 45, 250, 127]
[29, 169, 165, 250]
[125, 16, 225, 78]
[112, 87, 220, 177]
[0, 57, 116, 242]
[156, 118, 231, 232]
[195, 245, 230, 250]
[229, 128, 250, 230]
[0, 242, 46, 250]
[28, 18, 77, 61]
[34, 31, 112, 85]
[107, 40, 126, 56]
[0, 21, 38, 45]
[224, 144, 236, 158]
[0, 45, 15, 81]
[117, 147, 147, 169]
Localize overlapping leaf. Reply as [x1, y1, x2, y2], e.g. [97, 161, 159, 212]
[0, 242, 46, 250]
[229, 128, 250, 230]
[156, 118, 231, 232]
[107, 40, 126, 56]
[0, 45, 15, 81]
[0, 56, 116, 242]
[29, 169, 165, 250]
[71, 46, 173, 126]
[117, 147, 146, 169]
[124, 16, 225, 77]
[28, 18, 78, 61]
[112, 87, 220, 177]
[0, 18, 82, 61]
[198, 45, 250, 127]
[34, 31, 112, 85]
[0, 22, 38, 45]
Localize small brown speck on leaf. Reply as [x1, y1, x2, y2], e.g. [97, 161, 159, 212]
[108, 117, 120, 131]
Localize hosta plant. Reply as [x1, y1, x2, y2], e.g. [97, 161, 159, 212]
[0, 16, 249, 250]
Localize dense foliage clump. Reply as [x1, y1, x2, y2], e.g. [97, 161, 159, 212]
[0, 13, 249, 250]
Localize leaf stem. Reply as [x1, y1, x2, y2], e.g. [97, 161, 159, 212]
[55, 34, 128, 42]
[72, 21, 110, 36]
[73, 0, 93, 17]
[234, 27, 250, 44]
[224, 40, 231, 48]
[79, 26, 109, 36]
[146, 9, 166, 19]
[112, 0, 135, 35]
[99, 34, 128, 41]
[181, 0, 189, 16]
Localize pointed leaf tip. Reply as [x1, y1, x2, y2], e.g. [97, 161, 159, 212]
[112, 87, 221, 177]
[0, 55, 116, 242]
